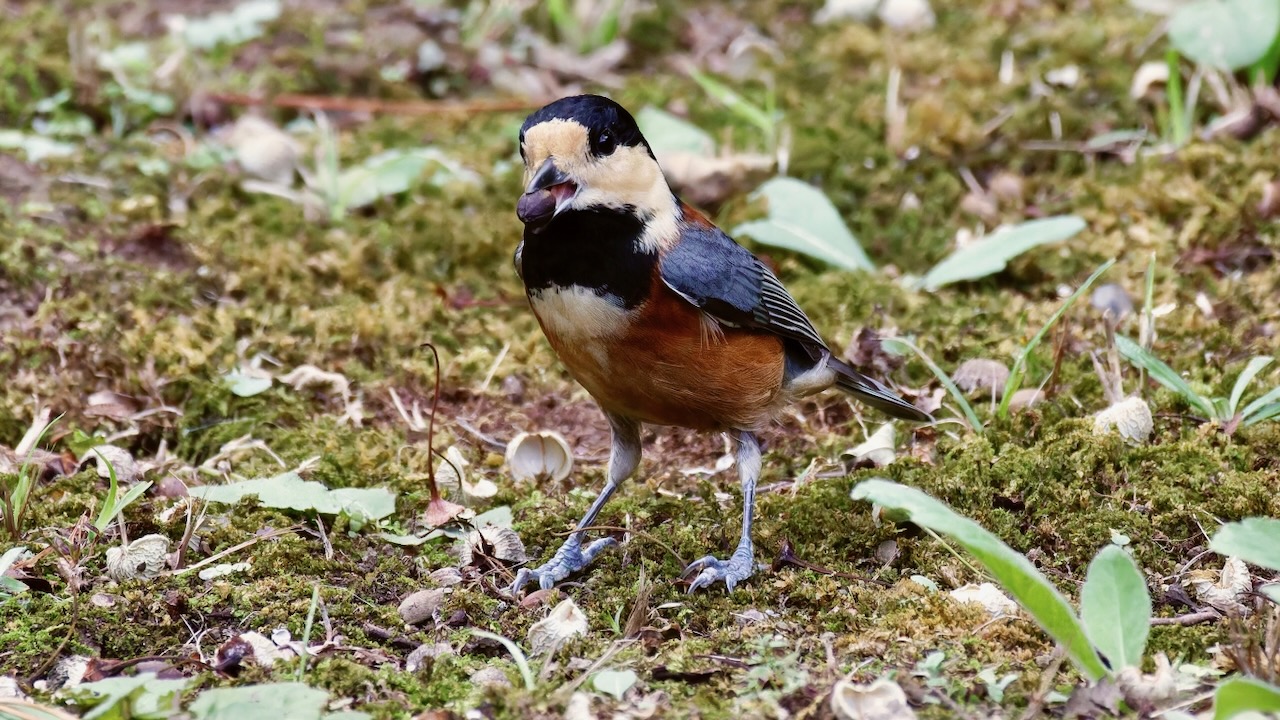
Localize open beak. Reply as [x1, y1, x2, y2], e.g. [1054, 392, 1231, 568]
[517, 158, 578, 232]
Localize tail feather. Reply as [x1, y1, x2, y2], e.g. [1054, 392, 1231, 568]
[828, 358, 932, 422]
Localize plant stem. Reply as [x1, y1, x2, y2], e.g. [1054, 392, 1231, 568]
[1166, 49, 1188, 147]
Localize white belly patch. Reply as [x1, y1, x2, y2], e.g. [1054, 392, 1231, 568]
[529, 285, 633, 343]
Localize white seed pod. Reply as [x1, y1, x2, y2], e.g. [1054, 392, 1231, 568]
[457, 525, 527, 567]
[527, 597, 588, 655]
[1130, 60, 1170, 100]
[1189, 557, 1252, 616]
[105, 534, 170, 582]
[843, 424, 896, 468]
[505, 431, 574, 484]
[79, 445, 140, 484]
[436, 445, 498, 501]
[1092, 396, 1153, 444]
[831, 677, 918, 720]
[953, 359, 1010, 396]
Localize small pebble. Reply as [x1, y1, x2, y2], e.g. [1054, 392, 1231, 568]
[397, 588, 450, 626]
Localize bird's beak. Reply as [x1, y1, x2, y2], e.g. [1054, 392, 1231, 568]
[517, 158, 578, 233]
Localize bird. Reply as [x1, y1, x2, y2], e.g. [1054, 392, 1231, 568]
[509, 94, 930, 595]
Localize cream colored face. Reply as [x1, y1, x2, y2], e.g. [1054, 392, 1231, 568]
[521, 118, 678, 249]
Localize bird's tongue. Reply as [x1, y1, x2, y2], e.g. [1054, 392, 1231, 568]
[548, 181, 577, 205]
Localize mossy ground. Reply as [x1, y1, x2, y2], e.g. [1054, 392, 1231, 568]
[1, 0, 1278, 717]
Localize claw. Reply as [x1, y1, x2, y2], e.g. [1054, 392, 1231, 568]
[508, 536, 618, 596]
[681, 546, 755, 593]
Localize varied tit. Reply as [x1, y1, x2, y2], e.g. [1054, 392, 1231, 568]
[510, 94, 930, 595]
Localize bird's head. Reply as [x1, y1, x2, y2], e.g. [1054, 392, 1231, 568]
[516, 95, 675, 242]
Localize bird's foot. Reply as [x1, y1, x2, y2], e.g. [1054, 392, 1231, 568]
[682, 542, 755, 593]
[508, 536, 618, 595]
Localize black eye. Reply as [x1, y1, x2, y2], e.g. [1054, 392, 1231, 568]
[595, 128, 617, 156]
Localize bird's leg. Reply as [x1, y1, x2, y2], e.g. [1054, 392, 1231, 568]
[509, 414, 641, 595]
[684, 430, 761, 593]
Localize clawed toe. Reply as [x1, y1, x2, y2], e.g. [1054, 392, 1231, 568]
[508, 537, 618, 596]
[682, 548, 755, 593]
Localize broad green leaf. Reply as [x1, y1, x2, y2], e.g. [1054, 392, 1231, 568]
[189, 472, 397, 525]
[1080, 545, 1151, 669]
[850, 478, 1108, 680]
[1115, 336, 1216, 417]
[1261, 583, 1280, 605]
[0, 545, 28, 595]
[1213, 677, 1280, 720]
[593, 669, 638, 700]
[636, 107, 715, 156]
[1209, 518, 1280, 572]
[732, 177, 874, 272]
[919, 216, 1087, 291]
[335, 148, 476, 211]
[0, 697, 78, 720]
[1169, 0, 1280, 71]
[222, 370, 272, 397]
[190, 683, 328, 720]
[68, 674, 191, 720]
[1228, 356, 1273, 417]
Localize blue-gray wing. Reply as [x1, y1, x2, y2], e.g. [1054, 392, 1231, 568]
[658, 221, 829, 353]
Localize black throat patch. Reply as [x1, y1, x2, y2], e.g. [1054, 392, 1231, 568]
[518, 208, 657, 309]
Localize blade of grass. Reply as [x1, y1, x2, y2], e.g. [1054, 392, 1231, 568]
[1228, 357, 1273, 417]
[687, 70, 775, 138]
[295, 583, 321, 680]
[471, 629, 535, 690]
[1240, 385, 1280, 423]
[881, 336, 983, 431]
[997, 259, 1115, 419]
[1115, 335, 1217, 418]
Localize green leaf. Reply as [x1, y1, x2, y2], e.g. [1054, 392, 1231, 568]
[335, 148, 476, 212]
[635, 107, 715, 156]
[1168, 0, 1280, 71]
[1209, 517, 1280, 572]
[1079, 545, 1151, 669]
[1261, 583, 1280, 605]
[919, 216, 1087, 291]
[0, 545, 28, 595]
[189, 683, 328, 720]
[732, 177, 874, 272]
[1115, 336, 1217, 417]
[850, 478, 1108, 680]
[1213, 677, 1280, 720]
[223, 370, 272, 397]
[592, 669, 638, 700]
[1228, 356, 1273, 417]
[189, 472, 397, 525]
[1241, 385, 1280, 423]
[68, 674, 191, 720]
[1245, 402, 1280, 426]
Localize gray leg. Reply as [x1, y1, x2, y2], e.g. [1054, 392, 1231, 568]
[509, 413, 641, 595]
[684, 431, 761, 593]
